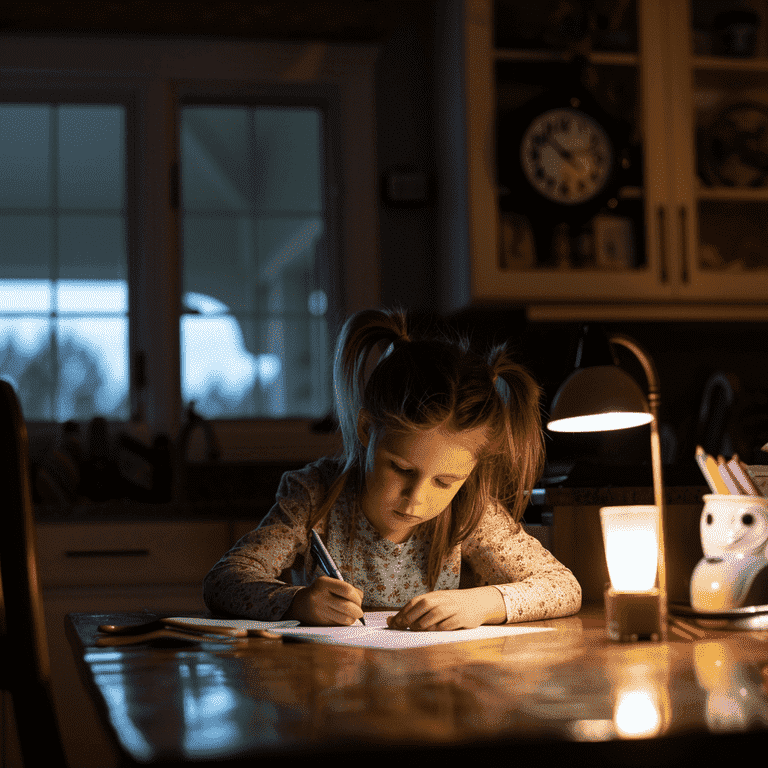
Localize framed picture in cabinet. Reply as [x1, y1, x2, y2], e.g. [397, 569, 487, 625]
[593, 215, 635, 270]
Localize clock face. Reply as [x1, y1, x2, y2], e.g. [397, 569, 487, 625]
[520, 107, 614, 205]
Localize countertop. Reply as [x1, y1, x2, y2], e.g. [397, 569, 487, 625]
[35, 485, 712, 523]
[530, 484, 710, 507]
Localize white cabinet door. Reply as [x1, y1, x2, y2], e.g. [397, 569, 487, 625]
[666, 0, 768, 302]
[442, 0, 674, 310]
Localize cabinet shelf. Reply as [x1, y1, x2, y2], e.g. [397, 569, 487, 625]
[694, 54, 768, 73]
[497, 185, 642, 199]
[494, 49, 638, 67]
[698, 186, 768, 201]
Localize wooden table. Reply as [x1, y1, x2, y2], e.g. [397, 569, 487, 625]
[66, 607, 768, 767]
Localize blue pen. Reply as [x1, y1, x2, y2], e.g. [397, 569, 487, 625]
[309, 528, 366, 626]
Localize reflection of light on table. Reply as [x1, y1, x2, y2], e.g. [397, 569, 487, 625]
[694, 641, 768, 732]
[614, 689, 662, 738]
[569, 718, 616, 741]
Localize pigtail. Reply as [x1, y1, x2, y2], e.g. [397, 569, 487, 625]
[306, 466, 352, 535]
[306, 309, 410, 537]
[487, 345, 545, 522]
[333, 307, 409, 465]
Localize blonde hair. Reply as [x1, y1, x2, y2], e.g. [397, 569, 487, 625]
[309, 307, 544, 589]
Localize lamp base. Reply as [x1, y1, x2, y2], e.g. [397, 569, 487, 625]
[604, 586, 662, 642]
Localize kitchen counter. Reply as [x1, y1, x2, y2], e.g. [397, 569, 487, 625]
[35, 498, 268, 523]
[530, 484, 710, 507]
[35, 485, 711, 523]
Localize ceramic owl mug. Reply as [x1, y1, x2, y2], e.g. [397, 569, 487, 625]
[690, 494, 768, 612]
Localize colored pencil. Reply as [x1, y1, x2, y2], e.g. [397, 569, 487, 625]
[717, 455, 741, 494]
[696, 446, 730, 494]
[728, 455, 762, 496]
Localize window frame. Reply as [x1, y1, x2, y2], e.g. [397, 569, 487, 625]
[1, 36, 379, 460]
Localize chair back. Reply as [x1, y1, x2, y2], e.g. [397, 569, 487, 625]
[0, 379, 68, 766]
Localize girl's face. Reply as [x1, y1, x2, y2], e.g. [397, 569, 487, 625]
[358, 418, 487, 544]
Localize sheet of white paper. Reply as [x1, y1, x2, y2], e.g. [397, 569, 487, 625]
[272, 611, 554, 648]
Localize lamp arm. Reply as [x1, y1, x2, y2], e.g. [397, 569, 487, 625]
[608, 334, 661, 411]
[609, 334, 668, 637]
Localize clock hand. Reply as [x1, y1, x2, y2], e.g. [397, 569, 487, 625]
[545, 136, 584, 171]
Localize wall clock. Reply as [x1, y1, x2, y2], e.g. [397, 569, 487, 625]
[520, 105, 613, 205]
[497, 88, 630, 225]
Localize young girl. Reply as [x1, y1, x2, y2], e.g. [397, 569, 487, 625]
[203, 308, 581, 630]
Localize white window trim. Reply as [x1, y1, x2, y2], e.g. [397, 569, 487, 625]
[1, 36, 379, 460]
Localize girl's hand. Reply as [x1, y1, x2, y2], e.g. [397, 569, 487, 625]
[287, 576, 364, 626]
[386, 586, 506, 631]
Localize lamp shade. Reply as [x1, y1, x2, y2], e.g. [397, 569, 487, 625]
[547, 365, 652, 433]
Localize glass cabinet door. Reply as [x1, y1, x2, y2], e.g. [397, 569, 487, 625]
[668, 0, 768, 302]
[475, 0, 677, 304]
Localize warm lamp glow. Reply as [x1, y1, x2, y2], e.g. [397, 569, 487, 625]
[601, 506, 659, 592]
[614, 689, 663, 738]
[547, 411, 653, 433]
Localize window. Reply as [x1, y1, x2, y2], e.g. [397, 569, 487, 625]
[1, 38, 378, 458]
[0, 103, 128, 421]
[180, 105, 330, 418]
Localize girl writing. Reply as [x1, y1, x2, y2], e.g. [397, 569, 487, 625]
[203, 308, 581, 630]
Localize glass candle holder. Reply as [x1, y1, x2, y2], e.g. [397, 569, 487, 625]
[600, 505, 662, 641]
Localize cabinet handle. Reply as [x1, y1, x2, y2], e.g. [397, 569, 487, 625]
[657, 206, 668, 283]
[65, 549, 151, 558]
[679, 205, 689, 283]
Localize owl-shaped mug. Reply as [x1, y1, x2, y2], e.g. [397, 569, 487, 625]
[690, 494, 768, 612]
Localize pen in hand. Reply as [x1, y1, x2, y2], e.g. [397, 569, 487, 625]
[309, 529, 366, 626]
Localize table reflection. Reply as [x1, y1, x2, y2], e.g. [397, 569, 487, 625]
[70, 610, 768, 764]
[694, 641, 768, 732]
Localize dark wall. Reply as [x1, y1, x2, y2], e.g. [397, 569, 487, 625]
[376, 22, 439, 310]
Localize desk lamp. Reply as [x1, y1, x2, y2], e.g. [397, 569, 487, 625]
[547, 325, 667, 641]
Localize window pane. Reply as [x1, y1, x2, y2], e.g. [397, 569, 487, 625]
[0, 214, 53, 278]
[0, 280, 52, 313]
[180, 105, 330, 418]
[58, 317, 128, 419]
[56, 280, 127, 314]
[180, 314, 260, 418]
[58, 214, 127, 280]
[250, 109, 322, 212]
[58, 105, 125, 210]
[0, 104, 51, 209]
[0, 103, 128, 421]
[0, 316, 54, 420]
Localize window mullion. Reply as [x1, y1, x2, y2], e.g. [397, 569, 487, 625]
[134, 80, 182, 439]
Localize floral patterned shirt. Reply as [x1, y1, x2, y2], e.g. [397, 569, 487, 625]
[203, 457, 582, 623]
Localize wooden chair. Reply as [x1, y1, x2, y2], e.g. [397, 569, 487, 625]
[0, 379, 68, 767]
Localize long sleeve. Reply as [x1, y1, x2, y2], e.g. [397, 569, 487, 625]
[461, 502, 582, 623]
[203, 461, 330, 620]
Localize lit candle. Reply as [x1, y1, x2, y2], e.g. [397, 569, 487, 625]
[601, 506, 659, 592]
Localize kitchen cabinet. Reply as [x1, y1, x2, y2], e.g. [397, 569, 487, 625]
[437, 0, 768, 319]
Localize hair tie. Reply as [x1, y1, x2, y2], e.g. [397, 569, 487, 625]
[391, 327, 410, 347]
[488, 348, 506, 388]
